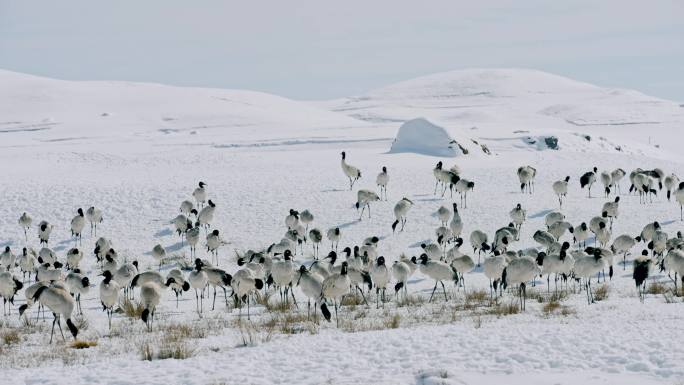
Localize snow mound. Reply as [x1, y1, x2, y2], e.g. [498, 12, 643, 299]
[389, 118, 489, 157]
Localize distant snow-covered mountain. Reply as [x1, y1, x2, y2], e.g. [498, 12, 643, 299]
[315, 69, 684, 158]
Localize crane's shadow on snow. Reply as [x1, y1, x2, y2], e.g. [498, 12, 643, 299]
[154, 228, 173, 237]
[321, 188, 346, 193]
[335, 220, 360, 229]
[165, 242, 185, 253]
[660, 220, 676, 227]
[414, 197, 443, 203]
[528, 209, 554, 219]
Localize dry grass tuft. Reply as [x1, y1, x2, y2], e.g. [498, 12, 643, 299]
[487, 302, 520, 316]
[139, 341, 195, 360]
[384, 313, 401, 329]
[397, 294, 426, 308]
[548, 291, 569, 302]
[163, 323, 208, 341]
[465, 289, 488, 303]
[542, 301, 561, 314]
[593, 285, 609, 301]
[464, 289, 491, 310]
[71, 340, 98, 349]
[542, 300, 576, 316]
[1, 330, 20, 346]
[646, 282, 668, 295]
[341, 293, 365, 307]
[120, 298, 145, 318]
[264, 298, 296, 313]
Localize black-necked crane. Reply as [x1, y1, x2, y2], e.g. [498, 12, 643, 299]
[611, 234, 637, 270]
[198, 199, 216, 230]
[19, 285, 78, 343]
[296, 265, 323, 320]
[341, 151, 361, 190]
[517, 165, 537, 194]
[392, 198, 414, 232]
[580, 167, 598, 198]
[140, 278, 176, 331]
[509, 204, 526, 233]
[300, 210, 314, 232]
[552, 177, 570, 207]
[610, 168, 626, 194]
[320, 261, 351, 327]
[309, 228, 323, 258]
[418, 254, 458, 302]
[370, 256, 390, 308]
[18, 212, 32, 241]
[501, 255, 541, 310]
[86, 206, 103, 236]
[664, 173, 680, 201]
[38, 220, 53, 246]
[65, 269, 89, 315]
[675, 182, 684, 220]
[355, 189, 380, 220]
[326, 227, 341, 252]
[633, 251, 652, 302]
[99, 270, 120, 329]
[483, 251, 507, 298]
[193, 181, 208, 208]
[599, 170, 612, 197]
[573, 249, 605, 304]
[70, 208, 85, 245]
[376, 166, 389, 200]
[0, 272, 23, 315]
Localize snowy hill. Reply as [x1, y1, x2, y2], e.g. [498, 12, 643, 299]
[318, 69, 684, 159]
[0, 70, 368, 149]
[3, 69, 684, 159]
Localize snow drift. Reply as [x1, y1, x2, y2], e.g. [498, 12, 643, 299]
[389, 118, 488, 157]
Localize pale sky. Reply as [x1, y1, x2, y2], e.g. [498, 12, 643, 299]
[1, 0, 683, 101]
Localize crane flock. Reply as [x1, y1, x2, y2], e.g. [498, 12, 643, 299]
[1, 151, 684, 345]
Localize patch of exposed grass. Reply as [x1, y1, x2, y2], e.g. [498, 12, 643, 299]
[71, 340, 98, 349]
[541, 300, 576, 316]
[157, 342, 195, 360]
[487, 302, 520, 316]
[263, 297, 296, 313]
[255, 292, 272, 307]
[119, 298, 145, 319]
[397, 294, 426, 308]
[593, 285, 609, 302]
[384, 314, 401, 329]
[1, 330, 20, 346]
[139, 341, 195, 360]
[465, 289, 488, 303]
[542, 301, 561, 314]
[464, 289, 491, 310]
[233, 316, 274, 346]
[646, 282, 668, 295]
[341, 293, 365, 307]
[548, 291, 569, 302]
[163, 323, 207, 341]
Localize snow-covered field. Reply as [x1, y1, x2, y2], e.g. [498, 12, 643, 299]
[1, 69, 683, 385]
